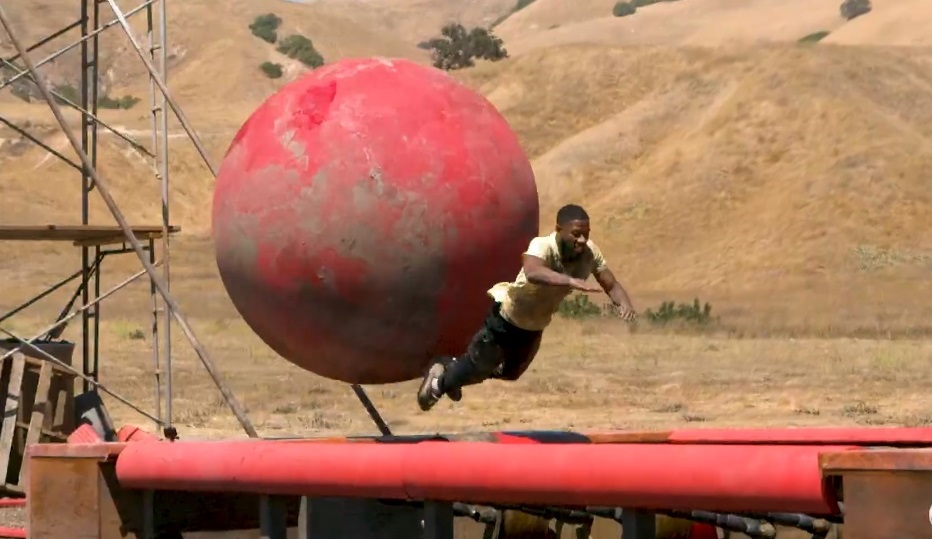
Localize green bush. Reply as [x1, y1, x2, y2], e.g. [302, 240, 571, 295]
[616, 0, 680, 13]
[98, 94, 140, 109]
[643, 298, 714, 327]
[48, 84, 138, 109]
[558, 294, 603, 319]
[276, 34, 325, 68]
[259, 61, 284, 79]
[515, 0, 537, 11]
[250, 13, 282, 44]
[612, 2, 637, 17]
[51, 83, 80, 105]
[840, 0, 871, 20]
[425, 23, 508, 71]
[798, 30, 830, 43]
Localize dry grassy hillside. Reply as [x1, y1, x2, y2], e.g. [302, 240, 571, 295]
[313, 0, 518, 42]
[824, 0, 932, 46]
[456, 43, 932, 334]
[1, 0, 427, 110]
[495, 0, 848, 56]
[0, 0, 434, 232]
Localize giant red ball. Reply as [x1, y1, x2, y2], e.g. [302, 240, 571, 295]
[211, 57, 539, 384]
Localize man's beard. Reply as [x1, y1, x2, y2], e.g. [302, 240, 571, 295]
[559, 240, 582, 261]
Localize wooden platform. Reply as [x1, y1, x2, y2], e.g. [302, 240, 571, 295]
[0, 341, 76, 496]
[821, 448, 932, 539]
[0, 225, 180, 246]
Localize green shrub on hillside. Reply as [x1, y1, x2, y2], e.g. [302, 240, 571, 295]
[613, 2, 637, 17]
[514, 0, 538, 11]
[51, 83, 80, 105]
[558, 294, 604, 318]
[798, 30, 830, 44]
[47, 83, 137, 109]
[249, 13, 282, 44]
[424, 23, 508, 70]
[840, 0, 871, 20]
[98, 94, 140, 109]
[260, 61, 284, 79]
[644, 299, 714, 326]
[277, 34, 325, 68]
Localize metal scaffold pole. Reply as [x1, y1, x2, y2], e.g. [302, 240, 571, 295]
[157, 0, 174, 434]
[79, 0, 101, 393]
[144, 0, 173, 436]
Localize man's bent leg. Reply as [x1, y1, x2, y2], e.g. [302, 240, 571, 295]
[490, 332, 543, 381]
[441, 324, 506, 389]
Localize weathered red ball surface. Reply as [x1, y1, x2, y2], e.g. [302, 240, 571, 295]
[211, 57, 539, 384]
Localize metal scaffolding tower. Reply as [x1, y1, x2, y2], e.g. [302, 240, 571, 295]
[0, 0, 259, 489]
[0, 4, 391, 481]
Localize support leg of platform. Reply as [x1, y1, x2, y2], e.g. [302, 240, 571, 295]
[424, 501, 454, 539]
[260, 495, 288, 539]
[622, 509, 656, 539]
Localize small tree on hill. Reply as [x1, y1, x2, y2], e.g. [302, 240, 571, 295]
[514, 0, 537, 11]
[250, 13, 282, 44]
[840, 0, 871, 20]
[613, 2, 637, 17]
[426, 23, 508, 71]
[260, 61, 284, 79]
[277, 34, 325, 68]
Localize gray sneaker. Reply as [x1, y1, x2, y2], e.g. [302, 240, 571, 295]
[417, 357, 463, 410]
[417, 360, 446, 411]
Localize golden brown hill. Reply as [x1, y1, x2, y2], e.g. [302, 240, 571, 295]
[1, 0, 427, 110]
[313, 0, 518, 43]
[0, 0, 430, 238]
[824, 0, 932, 46]
[494, 0, 850, 57]
[4, 39, 932, 335]
[456, 44, 932, 334]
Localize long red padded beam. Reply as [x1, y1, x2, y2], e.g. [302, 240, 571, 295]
[666, 427, 932, 445]
[114, 440, 854, 515]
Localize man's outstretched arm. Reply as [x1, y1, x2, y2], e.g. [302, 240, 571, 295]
[594, 267, 636, 318]
[524, 254, 601, 292]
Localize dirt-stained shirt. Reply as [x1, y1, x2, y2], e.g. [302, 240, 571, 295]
[487, 232, 608, 331]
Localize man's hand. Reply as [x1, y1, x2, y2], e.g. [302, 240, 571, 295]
[568, 278, 601, 293]
[614, 303, 638, 322]
[611, 303, 638, 323]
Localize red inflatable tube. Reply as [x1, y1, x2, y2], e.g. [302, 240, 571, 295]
[0, 527, 26, 538]
[668, 427, 932, 446]
[115, 441, 853, 515]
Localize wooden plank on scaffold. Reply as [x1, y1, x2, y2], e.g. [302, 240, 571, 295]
[17, 361, 53, 486]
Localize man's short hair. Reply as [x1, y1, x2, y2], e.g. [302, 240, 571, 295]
[556, 204, 589, 225]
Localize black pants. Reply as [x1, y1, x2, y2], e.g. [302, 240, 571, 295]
[440, 302, 543, 392]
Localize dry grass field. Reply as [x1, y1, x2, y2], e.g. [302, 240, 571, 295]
[2, 0, 932, 443]
[5, 241, 932, 439]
